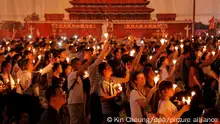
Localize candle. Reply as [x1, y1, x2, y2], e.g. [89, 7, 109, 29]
[49, 41, 52, 44]
[154, 75, 159, 85]
[186, 97, 191, 105]
[180, 39, 184, 42]
[84, 71, 89, 78]
[97, 46, 100, 50]
[118, 84, 123, 91]
[191, 91, 195, 97]
[141, 40, 144, 44]
[211, 35, 214, 38]
[160, 39, 165, 45]
[33, 48, 36, 53]
[93, 46, 96, 50]
[33, 60, 35, 64]
[173, 84, 177, 90]
[130, 50, 135, 57]
[93, 38, 96, 41]
[175, 46, 178, 51]
[128, 36, 131, 40]
[66, 57, 70, 63]
[6, 42, 9, 45]
[212, 51, 216, 56]
[40, 69, 43, 73]
[104, 33, 108, 39]
[182, 97, 186, 104]
[6, 79, 9, 83]
[58, 42, 62, 47]
[71, 44, 74, 46]
[180, 44, 184, 49]
[206, 33, 209, 36]
[89, 35, 92, 38]
[199, 37, 202, 40]
[28, 48, 31, 51]
[219, 46, 220, 50]
[154, 70, 159, 74]
[149, 55, 152, 60]
[165, 35, 168, 38]
[38, 55, 41, 60]
[8, 47, 10, 51]
[173, 60, 177, 65]
[17, 79, 20, 84]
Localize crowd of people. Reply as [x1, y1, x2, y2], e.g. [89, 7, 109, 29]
[0, 34, 219, 124]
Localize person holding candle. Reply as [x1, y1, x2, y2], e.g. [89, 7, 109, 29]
[51, 63, 64, 87]
[98, 62, 130, 124]
[129, 71, 157, 124]
[158, 81, 190, 121]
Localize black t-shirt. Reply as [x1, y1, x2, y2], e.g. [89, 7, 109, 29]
[40, 106, 61, 124]
[52, 76, 64, 86]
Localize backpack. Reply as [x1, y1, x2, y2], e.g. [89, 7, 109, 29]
[65, 77, 79, 99]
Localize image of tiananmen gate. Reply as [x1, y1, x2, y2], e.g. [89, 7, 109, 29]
[0, 0, 193, 40]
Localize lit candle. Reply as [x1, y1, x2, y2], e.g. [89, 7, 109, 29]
[175, 46, 178, 51]
[97, 46, 100, 50]
[180, 44, 184, 49]
[128, 37, 131, 40]
[93, 38, 96, 41]
[180, 39, 184, 42]
[219, 46, 220, 50]
[173, 84, 177, 90]
[71, 44, 74, 46]
[38, 55, 41, 60]
[6, 42, 9, 45]
[40, 69, 43, 73]
[130, 49, 135, 57]
[8, 47, 10, 51]
[28, 35, 32, 39]
[49, 41, 52, 44]
[191, 91, 195, 97]
[58, 42, 62, 47]
[66, 57, 70, 63]
[165, 35, 168, 38]
[6, 79, 9, 83]
[33, 60, 35, 64]
[28, 48, 31, 51]
[206, 33, 209, 36]
[154, 70, 159, 74]
[17, 79, 20, 84]
[104, 33, 108, 39]
[173, 60, 177, 65]
[212, 51, 216, 56]
[84, 71, 89, 78]
[186, 97, 191, 105]
[160, 39, 165, 45]
[141, 40, 144, 44]
[154, 75, 159, 85]
[93, 46, 96, 50]
[211, 35, 214, 38]
[199, 37, 202, 40]
[89, 35, 92, 38]
[33, 48, 36, 53]
[118, 84, 122, 91]
[182, 97, 186, 104]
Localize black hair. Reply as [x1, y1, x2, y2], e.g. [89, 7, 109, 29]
[52, 63, 61, 72]
[20, 59, 30, 71]
[61, 63, 70, 77]
[70, 58, 80, 68]
[23, 50, 32, 57]
[45, 85, 61, 102]
[159, 81, 173, 94]
[131, 71, 144, 84]
[11, 53, 22, 66]
[114, 48, 121, 55]
[98, 62, 108, 76]
[157, 56, 166, 69]
[1, 61, 10, 73]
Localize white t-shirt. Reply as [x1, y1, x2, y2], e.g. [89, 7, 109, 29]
[67, 71, 84, 104]
[130, 89, 146, 119]
[157, 99, 178, 117]
[160, 67, 169, 81]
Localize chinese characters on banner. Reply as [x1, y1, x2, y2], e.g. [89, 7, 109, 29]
[51, 24, 96, 29]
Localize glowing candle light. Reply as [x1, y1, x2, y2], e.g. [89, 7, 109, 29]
[97, 46, 100, 50]
[154, 75, 159, 85]
[211, 35, 214, 38]
[17, 79, 20, 84]
[33, 60, 35, 64]
[128, 37, 131, 40]
[8, 47, 10, 51]
[130, 49, 135, 57]
[28, 48, 31, 51]
[219, 46, 220, 50]
[180, 44, 184, 49]
[149, 55, 152, 60]
[175, 46, 178, 51]
[84, 71, 89, 78]
[58, 42, 62, 47]
[186, 97, 191, 105]
[141, 40, 144, 44]
[160, 39, 165, 45]
[173, 84, 177, 90]
[180, 39, 184, 43]
[49, 41, 52, 44]
[206, 33, 209, 36]
[28, 35, 32, 39]
[173, 59, 177, 65]
[93, 38, 96, 41]
[104, 33, 108, 39]
[118, 84, 123, 91]
[6, 42, 9, 45]
[191, 91, 195, 97]
[165, 35, 168, 38]
[33, 48, 36, 53]
[6, 79, 9, 83]
[199, 37, 202, 40]
[101, 45, 104, 49]
[66, 57, 70, 63]
[182, 97, 186, 104]
[212, 51, 216, 56]
[40, 69, 43, 73]
[71, 44, 74, 46]
[154, 70, 159, 74]
[89, 35, 92, 38]
[38, 55, 41, 60]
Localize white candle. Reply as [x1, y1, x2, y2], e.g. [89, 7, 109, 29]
[173, 84, 177, 90]
[49, 41, 52, 44]
[212, 51, 216, 56]
[118, 84, 122, 91]
[211, 35, 214, 38]
[17, 79, 20, 84]
[33, 60, 35, 64]
[175, 46, 178, 51]
[128, 36, 131, 40]
[40, 69, 43, 73]
[160, 39, 165, 45]
[149, 55, 152, 60]
[130, 50, 135, 57]
[6, 79, 9, 83]
[104, 33, 108, 39]
[191, 91, 195, 97]
[199, 37, 202, 40]
[182, 97, 186, 104]
[93, 38, 96, 41]
[154, 75, 159, 85]
[8, 47, 10, 51]
[186, 97, 191, 105]
[66, 57, 70, 63]
[180, 44, 184, 49]
[173, 60, 177, 65]
[38, 55, 41, 60]
[97, 46, 100, 50]
[84, 71, 89, 78]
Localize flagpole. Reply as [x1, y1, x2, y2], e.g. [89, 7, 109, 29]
[192, 0, 195, 36]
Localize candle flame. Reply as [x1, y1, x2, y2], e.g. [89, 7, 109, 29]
[130, 49, 135, 57]
[66, 57, 70, 63]
[173, 60, 177, 65]
[118, 84, 123, 91]
[182, 97, 186, 103]
[104, 33, 108, 39]
[40, 69, 43, 73]
[180, 44, 184, 49]
[149, 55, 152, 60]
[154, 75, 160, 85]
[212, 51, 216, 56]
[38, 55, 41, 60]
[175, 46, 178, 51]
[191, 91, 195, 97]
[160, 39, 165, 45]
[173, 84, 177, 90]
[84, 71, 89, 78]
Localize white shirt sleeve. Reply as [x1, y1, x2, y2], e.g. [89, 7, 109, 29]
[40, 63, 53, 75]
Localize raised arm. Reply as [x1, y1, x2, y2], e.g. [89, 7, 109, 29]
[200, 52, 219, 68]
[150, 43, 167, 69]
[131, 45, 144, 71]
